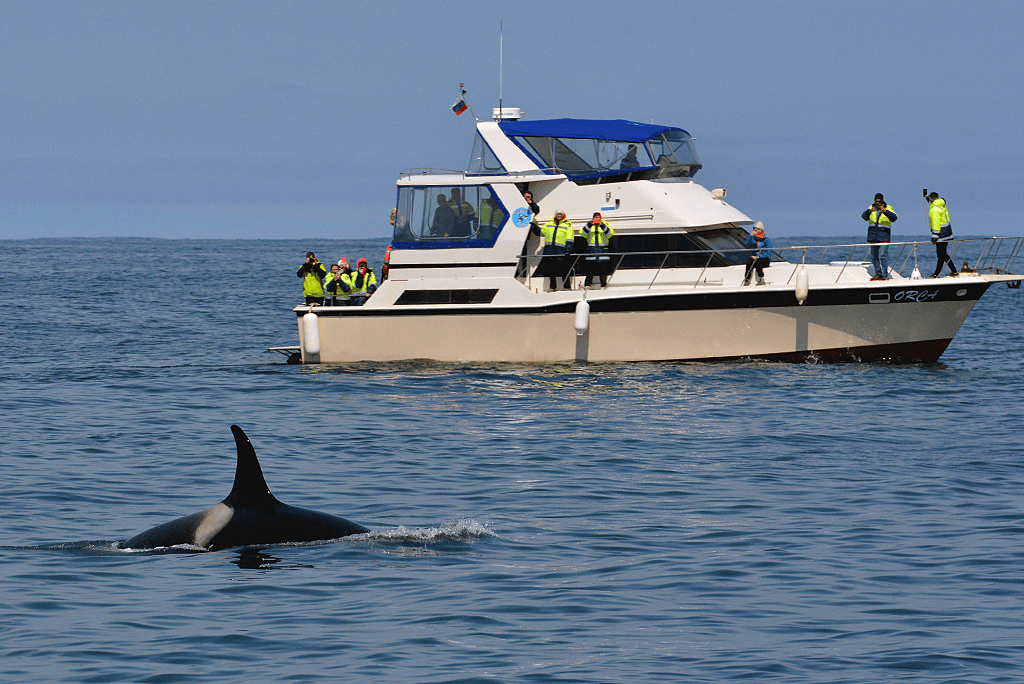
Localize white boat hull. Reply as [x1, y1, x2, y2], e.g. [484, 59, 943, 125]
[296, 279, 990, 364]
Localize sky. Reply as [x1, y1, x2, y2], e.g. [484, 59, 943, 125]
[2, 0, 1023, 240]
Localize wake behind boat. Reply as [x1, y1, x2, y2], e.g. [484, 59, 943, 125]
[289, 109, 1022, 364]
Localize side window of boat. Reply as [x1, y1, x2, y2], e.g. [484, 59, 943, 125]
[614, 230, 748, 269]
[393, 185, 507, 247]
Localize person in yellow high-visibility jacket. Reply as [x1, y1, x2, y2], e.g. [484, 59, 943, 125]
[581, 212, 614, 288]
[532, 211, 574, 290]
[925, 191, 958, 278]
[296, 252, 326, 304]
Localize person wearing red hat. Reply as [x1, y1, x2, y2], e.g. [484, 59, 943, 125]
[581, 212, 614, 288]
[350, 258, 377, 305]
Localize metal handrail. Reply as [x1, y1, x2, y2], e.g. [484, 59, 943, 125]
[517, 237, 1023, 290]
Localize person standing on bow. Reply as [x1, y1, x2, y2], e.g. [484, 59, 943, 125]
[297, 251, 327, 305]
[862, 193, 898, 281]
[742, 222, 773, 286]
[532, 210, 574, 290]
[924, 190, 958, 278]
[581, 212, 614, 288]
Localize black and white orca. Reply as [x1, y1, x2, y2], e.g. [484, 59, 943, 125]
[122, 425, 367, 551]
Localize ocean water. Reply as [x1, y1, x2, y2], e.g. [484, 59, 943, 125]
[1, 237, 1023, 683]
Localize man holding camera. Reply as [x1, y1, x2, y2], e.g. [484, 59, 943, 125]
[861, 193, 898, 281]
[296, 251, 327, 305]
[324, 260, 353, 306]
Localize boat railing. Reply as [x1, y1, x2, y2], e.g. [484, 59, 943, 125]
[515, 236, 1023, 290]
[399, 168, 561, 181]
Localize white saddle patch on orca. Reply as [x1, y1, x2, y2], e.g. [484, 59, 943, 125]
[193, 504, 234, 548]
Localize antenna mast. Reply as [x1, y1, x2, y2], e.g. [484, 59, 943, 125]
[499, 21, 503, 116]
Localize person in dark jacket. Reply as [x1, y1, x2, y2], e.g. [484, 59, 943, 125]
[862, 193, 898, 281]
[431, 194, 456, 237]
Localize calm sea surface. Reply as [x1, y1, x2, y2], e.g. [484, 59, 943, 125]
[1, 237, 1023, 683]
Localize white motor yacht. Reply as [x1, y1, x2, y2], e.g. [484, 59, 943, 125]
[289, 109, 1022, 364]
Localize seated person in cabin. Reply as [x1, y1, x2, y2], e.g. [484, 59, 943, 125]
[478, 196, 505, 240]
[431, 194, 457, 237]
[297, 251, 327, 305]
[350, 257, 377, 304]
[743, 223, 772, 286]
[619, 144, 640, 169]
[448, 188, 476, 237]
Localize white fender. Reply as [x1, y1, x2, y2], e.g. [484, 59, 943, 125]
[302, 311, 321, 356]
[795, 267, 809, 305]
[574, 299, 590, 335]
[911, 265, 922, 280]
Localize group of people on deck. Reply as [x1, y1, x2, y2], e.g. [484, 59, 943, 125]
[302, 187, 961, 303]
[861, 190, 958, 280]
[297, 253, 377, 306]
[531, 205, 615, 291]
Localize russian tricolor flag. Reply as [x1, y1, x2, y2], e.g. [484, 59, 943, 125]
[451, 98, 468, 116]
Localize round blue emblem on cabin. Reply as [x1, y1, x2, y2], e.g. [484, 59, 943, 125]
[512, 207, 532, 228]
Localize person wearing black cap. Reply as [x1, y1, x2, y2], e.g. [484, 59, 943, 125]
[861, 193, 898, 281]
[924, 190, 958, 277]
[297, 251, 327, 305]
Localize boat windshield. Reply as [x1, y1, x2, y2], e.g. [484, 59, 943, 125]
[498, 118, 701, 182]
[511, 135, 655, 174]
[467, 132, 507, 175]
[393, 184, 507, 248]
[646, 130, 701, 172]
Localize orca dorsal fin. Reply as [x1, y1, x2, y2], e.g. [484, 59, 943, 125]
[225, 425, 277, 508]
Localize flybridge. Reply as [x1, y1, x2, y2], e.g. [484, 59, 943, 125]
[490, 117, 703, 183]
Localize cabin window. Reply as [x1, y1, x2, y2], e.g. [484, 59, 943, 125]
[395, 289, 499, 305]
[467, 133, 506, 175]
[393, 185, 507, 248]
[613, 228, 755, 268]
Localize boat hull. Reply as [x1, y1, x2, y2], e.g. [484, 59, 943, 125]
[296, 280, 989, 364]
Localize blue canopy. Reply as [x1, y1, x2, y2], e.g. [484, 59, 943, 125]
[498, 118, 686, 143]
